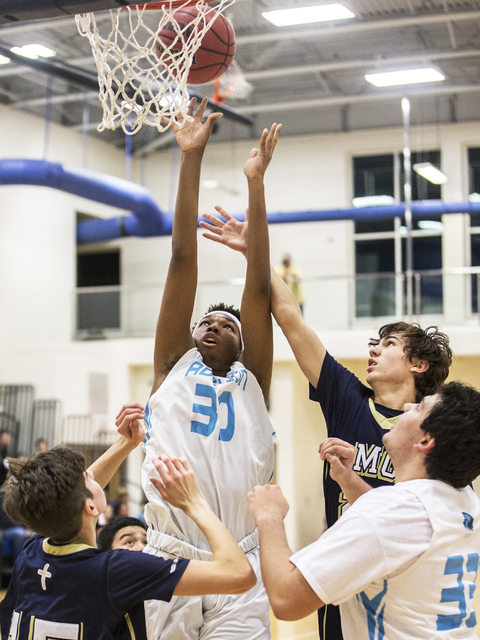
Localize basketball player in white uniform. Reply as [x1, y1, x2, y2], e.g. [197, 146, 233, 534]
[248, 381, 480, 639]
[142, 97, 281, 640]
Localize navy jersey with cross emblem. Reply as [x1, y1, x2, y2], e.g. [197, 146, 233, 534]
[0, 535, 189, 640]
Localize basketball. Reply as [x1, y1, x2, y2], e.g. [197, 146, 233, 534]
[156, 6, 235, 85]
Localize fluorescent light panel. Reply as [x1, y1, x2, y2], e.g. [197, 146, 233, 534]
[0, 55, 10, 65]
[352, 195, 396, 208]
[413, 162, 448, 185]
[469, 192, 480, 202]
[10, 44, 56, 59]
[262, 4, 355, 27]
[417, 220, 444, 230]
[365, 68, 445, 87]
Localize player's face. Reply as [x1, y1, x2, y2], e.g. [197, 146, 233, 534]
[366, 334, 414, 387]
[111, 525, 147, 550]
[383, 394, 439, 457]
[84, 470, 107, 515]
[193, 313, 242, 367]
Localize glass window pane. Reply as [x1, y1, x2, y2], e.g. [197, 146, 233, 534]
[356, 239, 395, 273]
[399, 150, 442, 201]
[468, 148, 480, 194]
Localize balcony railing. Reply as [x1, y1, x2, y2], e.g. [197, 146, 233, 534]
[74, 267, 480, 340]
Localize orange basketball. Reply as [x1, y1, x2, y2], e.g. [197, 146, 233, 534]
[156, 6, 235, 85]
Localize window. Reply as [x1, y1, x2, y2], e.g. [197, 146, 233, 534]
[76, 250, 121, 336]
[353, 152, 443, 318]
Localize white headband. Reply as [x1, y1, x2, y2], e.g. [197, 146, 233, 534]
[194, 311, 243, 350]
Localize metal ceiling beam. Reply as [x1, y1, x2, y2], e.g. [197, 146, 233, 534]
[241, 49, 480, 82]
[240, 83, 480, 115]
[235, 10, 480, 46]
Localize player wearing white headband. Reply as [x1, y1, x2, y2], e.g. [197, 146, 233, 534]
[141, 98, 282, 640]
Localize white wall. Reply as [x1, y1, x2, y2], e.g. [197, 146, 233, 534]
[1, 104, 480, 544]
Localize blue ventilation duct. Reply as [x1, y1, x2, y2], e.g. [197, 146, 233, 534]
[1, 158, 480, 244]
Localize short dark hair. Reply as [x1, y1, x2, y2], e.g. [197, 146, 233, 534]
[2, 447, 92, 542]
[370, 322, 453, 401]
[421, 381, 480, 489]
[206, 303, 240, 322]
[97, 516, 147, 551]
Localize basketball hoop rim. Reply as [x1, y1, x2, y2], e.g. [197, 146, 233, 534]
[128, 0, 215, 9]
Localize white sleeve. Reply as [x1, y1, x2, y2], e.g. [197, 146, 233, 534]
[290, 487, 433, 606]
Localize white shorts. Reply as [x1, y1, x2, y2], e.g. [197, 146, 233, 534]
[143, 529, 271, 640]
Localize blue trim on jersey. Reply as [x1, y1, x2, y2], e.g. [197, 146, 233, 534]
[143, 399, 152, 448]
[359, 579, 388, 640]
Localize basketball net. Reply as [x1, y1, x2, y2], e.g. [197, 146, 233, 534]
[212, 60, 252, 105]
[76, 0, 234, 135]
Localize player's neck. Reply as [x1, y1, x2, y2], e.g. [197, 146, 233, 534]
[372, 380, 416, 410]
[67, 518, 97, 548]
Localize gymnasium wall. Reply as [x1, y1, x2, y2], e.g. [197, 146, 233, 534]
[1, 102, 480, 531]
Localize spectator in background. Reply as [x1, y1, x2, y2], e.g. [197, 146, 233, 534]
[97, 516, 147, 551]
[276, 253, 305, 315]
[111, 488, 130, 518]
[34, 438, 48, 454]
[0, 431, 11, 486]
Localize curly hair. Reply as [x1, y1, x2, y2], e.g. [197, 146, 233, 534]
[369, 322, 453, 401]
[2, 447, 92, 542]
[421, 382, 480, 489]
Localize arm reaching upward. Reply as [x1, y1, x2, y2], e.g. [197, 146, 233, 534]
[200, 209, 327, 388]
[88, 403, 145, 489]
[150, 455, 256, 596]
[240, 124, 281, 402]
[151, 98, 223, 396]
[247, 484, 324, 620]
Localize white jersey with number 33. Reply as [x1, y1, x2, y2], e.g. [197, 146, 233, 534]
[142, 348, 275, 550]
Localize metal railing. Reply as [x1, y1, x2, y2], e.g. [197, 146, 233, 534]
[73, 267, 480, 340]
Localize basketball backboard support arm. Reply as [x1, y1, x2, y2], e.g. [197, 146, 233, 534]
[0, 0, 164, 24]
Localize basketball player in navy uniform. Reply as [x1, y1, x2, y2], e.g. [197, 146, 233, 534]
[200, 210, 453, 639]
[141, 97, 281, 640]
[248, 380, 480, 640]
[0, 403, 255, 640]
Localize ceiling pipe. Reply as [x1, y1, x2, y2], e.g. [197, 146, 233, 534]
[2, 158, 480, 244]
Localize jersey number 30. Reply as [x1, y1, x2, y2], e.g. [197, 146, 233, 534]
[190, 384, 235, 442]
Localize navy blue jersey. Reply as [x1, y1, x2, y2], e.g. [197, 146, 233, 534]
[310, 353, 402, 640]
[0, 535, 189, 640]
[310, 352, 402, 528]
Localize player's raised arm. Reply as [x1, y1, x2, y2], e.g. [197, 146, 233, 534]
[87, 403, 145, 489]
[200, 208, 327, 388]
[150, 455, 256, 595]
[239, 125, 282, 402]
[151, 99, 223, 396]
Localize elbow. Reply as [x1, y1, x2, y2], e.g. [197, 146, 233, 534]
[235, 563, 257, 594]
[270, 599, 302, 622]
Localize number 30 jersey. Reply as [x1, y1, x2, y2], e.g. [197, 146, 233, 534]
[142, 348, 275, 549]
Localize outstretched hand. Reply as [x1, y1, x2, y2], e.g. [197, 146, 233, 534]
[244, 123, 282, 180]
[170, 97, 223, 153]
[150, 454, 205, 517]
[200, 206, 248, 256]
[115, 403, 146, 445]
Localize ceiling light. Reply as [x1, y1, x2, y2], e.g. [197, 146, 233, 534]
[365, 68, 445, 87]
[468, 192, 480, 202]
[413, 162, 448, 185]
[202, 180, 220, 189]
[262, 4, 355, 27]
[417, 220, 444, 231]
[10, 44, 56, 59]
[0, 55, 10, 65]
[352, 195, 396, 208]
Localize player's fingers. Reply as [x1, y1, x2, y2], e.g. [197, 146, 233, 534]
[213, 205, 233, 221]
[149, 477, 166, 497]
[199, 222, 222, 237]
[187, 96, 197, 116]
[194, 97, 208, 119]
[201, 213, 224, 228]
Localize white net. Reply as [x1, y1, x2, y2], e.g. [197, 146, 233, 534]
[214, 60, 252, 101]
[76, 0, 234, 135]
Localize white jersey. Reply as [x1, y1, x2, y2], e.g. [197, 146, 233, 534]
[142, 348, 275, 550]
[292, 479, 480, 640]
